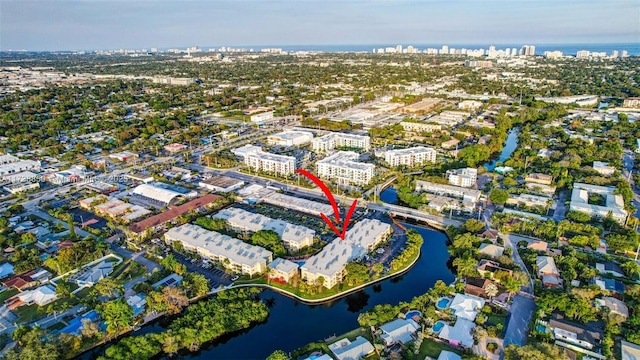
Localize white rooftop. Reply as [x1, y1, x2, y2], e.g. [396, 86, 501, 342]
[317, 151, 375, 172]
[449, 293, 486, 321]
[164, 224, 273, 267]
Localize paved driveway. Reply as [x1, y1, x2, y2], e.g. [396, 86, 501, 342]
[503, 295, 536, 347]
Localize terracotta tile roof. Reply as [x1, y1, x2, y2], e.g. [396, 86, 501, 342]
[2, 270, 36, 290]
[129, 194, 222, 234]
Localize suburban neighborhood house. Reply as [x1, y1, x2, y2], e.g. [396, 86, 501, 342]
[379, 318, 420, 346]
[536, 256, 562, 287]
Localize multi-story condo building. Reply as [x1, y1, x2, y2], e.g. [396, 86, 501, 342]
[245, 150, 295, 176]
[569, 183, 627, 224]
[316, 151, 375, 185]
[311, 133, 371, 153]
[623, 97, 640, 108]
[213, 207, 315, 251]
[400, 121, 442, 133]
[164, 224, 273, 276]
[267, 130, 314, 147]
[0, 160, 41, 177]
[415, 180, 482, 204]
[384, 147, 436, 167]
[301, 219, 392, 289]
[446, 168, 478, 188]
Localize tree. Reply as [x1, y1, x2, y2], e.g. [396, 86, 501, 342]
[316, 276, 325, 291]
[504, 343, 570, 360]
[452, 256, 478, 279]
[93, 278, 124, 299]
[504, 278, 521, 302]
[55, 282, 71, 298]
[162, 286, 189, 315]
[622, 260, 640, 279]
[182, 273, 209, 297]
[97, 298, 134, 337]
[266, 350, 289, 360]
[485, 282, 499, 300]
[464, 219, 485, 233]
[489, 189, 509, 205]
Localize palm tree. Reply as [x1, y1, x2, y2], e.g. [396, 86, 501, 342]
[485, 282, 499, 301]
[452, 256, 478, 280]
[316, 276, 325, 292]
[504, 279, 522, 302]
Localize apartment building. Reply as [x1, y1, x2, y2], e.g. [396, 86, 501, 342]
[446, 168, 478, 188]
[245, 150, 296, 176]
[569, 183, 627, 223]
[415, 180, 482, 204]
[311, 133, 371, 153]
[316, 151, 375, 185]
[384, 146, 436, 167]
[267, 130, 314, 147]
[213, 207, 315, 251]
[164, 224, 273, 276]
[593, 161, 616, 176]
[0, 160, 41, 177]
[301, 219, 392, 289]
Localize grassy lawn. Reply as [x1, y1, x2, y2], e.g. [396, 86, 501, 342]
[487, 314, 507, 327]
[334, 327, 373, 343]
[416, 337, 462, 359]
[0, 288, 19, 303]
[74, 287, 92, 299]
[13, 304, 42, 323]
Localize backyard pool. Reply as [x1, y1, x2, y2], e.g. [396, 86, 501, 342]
[436, 297, 451, 309]
[432, 321, 446, 334]
[536, 324, 547, 333]
[405, 310, 421, 320]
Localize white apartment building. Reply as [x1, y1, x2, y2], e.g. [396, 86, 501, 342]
[400, 121, 442, 133]
[245, 150, 296, 176]
[301, 219, 392, 289]
[0, 160, 41, 177]
[446, 168, 478, 188]
[427, 111, 470, 126]
[250, 111, 274, 123]
[569, 183, 627, 223]
[384, 146, 436, 167]
[213, 207, 315, 251]
[593, 161, 616, 176]
[316, 151, 375, 185]
[164, 224, 273, 276]
[0, 154, 19, 165]
[458, 100, 483, 110]
[267, 130, 314, 147]
[415, 180, 482, 204]
[311, 133, 371, 153]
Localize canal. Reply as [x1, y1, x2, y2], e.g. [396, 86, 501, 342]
[82, 224, 454, 360]
[483, 128, 520, 171]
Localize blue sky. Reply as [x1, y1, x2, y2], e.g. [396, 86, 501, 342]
[1, 0, 638, 51]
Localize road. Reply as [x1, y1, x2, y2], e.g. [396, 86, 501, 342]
[502, 295, 536, 348]
[503, 233, 534, 293]
[552, 190, 567, 221]
[367, 202, 463, 228]
[110, 247, 161, 273]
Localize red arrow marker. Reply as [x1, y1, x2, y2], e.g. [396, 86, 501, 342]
[296, 169, 358, 240]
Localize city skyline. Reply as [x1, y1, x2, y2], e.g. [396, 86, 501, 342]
[1, 0, 639, 51]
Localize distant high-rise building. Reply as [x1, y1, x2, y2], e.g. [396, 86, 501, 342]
[441, 45, 449, 55]
[520, 45, 535, 56]
[150, 48, 158, 53]
[576, 50, 590, 59]
[611, 50, 619, 58]
[489, 45, 496, 52]
[621, 50, 629, 57]
[396, 45, 402, 53]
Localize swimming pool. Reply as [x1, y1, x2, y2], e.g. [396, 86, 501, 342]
[436, 297, 451, 309]
[432, 321, 445, 334]
[536, 324, 547, 333]
[405, 310, 421, 319]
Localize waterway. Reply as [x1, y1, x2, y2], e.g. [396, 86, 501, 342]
[379, 186, 399, 205]
[81, 224, 454, 360]
[483, 128, 520, 171]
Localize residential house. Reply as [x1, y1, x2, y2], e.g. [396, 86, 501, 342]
[464, 278, 495, 299]
[126, 294, 147, 316]
[595, 297, 629, 320]
[527, 241, 549, 252]
[152, 273, 183, 289]
[476, 259, 513, 281]
[379, 318, 420, 346]
[437, 350, 462, 360]
[549, 314, 604, 350]
[480, 229, 499, 242]
[596, 261, 625, 278]
[329, 336, 375, 360]
[6, 285, 58, 310]
[439, 318, 475, 348]
[536, 256, 561, 287]
[621, 340, 640, 360]
[74, 260, 115, 288]
[478, 243, 504, 258]
[449, 293, 486, 321]
[2, 270, 37, 290]
[593, 277, 626, 294]
[0, 263, 14, 279]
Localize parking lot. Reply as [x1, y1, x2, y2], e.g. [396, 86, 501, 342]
[171, 252, 234, 289]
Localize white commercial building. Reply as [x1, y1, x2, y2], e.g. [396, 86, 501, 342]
[311, 133, 371, 152]
[569, 183, 627, 223]
[267, 130, 314, 147]
[592, 161, 616, 176]
[0, 160, 41, 177]
[400, 121, 442, 133]
[415, 180, 482, 204]
[384, 146, 436, 167]
[245, 150, 296, 176]
[458, 100, 483, 110]
[301, 219, 392, 289]
[132, 182, 198, 206]
[0, 154, 19, 165]
[232, 144, 263, 160]
[316, 151, 375, 185]
[164, 223, 273, 276]
[261, 192, 334, 218]
[250, 111, 274, 123]
[446, 168, 478, 188]
[427, 111, 470, 126]
[213, 207, 315, 251]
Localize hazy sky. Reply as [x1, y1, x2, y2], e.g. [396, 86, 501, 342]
[1, 0, 639, 51]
